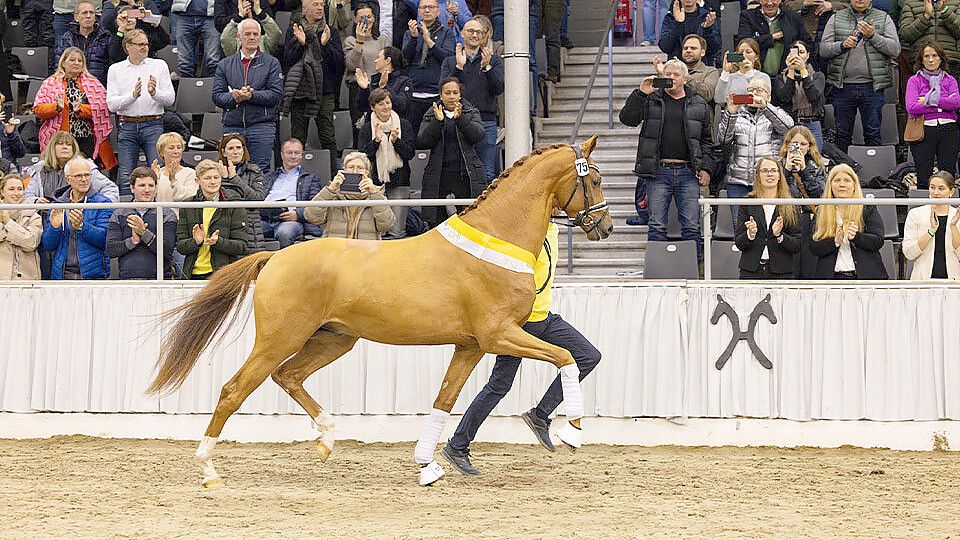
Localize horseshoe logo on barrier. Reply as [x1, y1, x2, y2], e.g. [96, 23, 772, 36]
[710, 294, 777, 370]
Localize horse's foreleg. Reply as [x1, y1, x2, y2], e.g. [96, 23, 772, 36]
[272, 331, 359, 462]
[485, 325, 584, 448]
[195, 343, 301, 488]
[415, 344, 485, 486]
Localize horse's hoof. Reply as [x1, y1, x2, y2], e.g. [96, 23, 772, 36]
[316, 440, 332, 462]
[201, 476, 225, 489]
[556, 421, 582, 450]
[418, 460, 445, 486]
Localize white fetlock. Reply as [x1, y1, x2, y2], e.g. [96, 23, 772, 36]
[556, 421, 583, 450]
[418, 460, 445, 486]
[314, 412, 336, 462]
[194, 436, 223, 488]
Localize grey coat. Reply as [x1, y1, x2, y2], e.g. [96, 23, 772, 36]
[719, 104, 795, 187]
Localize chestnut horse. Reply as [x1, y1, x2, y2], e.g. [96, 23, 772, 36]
[147, 136, 611, 487]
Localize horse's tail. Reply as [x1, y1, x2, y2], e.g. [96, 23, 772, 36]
[147, 251, 276, 395]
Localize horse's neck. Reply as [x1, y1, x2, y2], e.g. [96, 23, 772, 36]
[458, 162, 558, 256]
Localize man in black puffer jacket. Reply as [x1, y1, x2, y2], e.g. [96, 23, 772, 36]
[619, 58, 714, 259]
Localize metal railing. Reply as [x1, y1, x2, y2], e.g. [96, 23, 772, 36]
[700, 196, 951, 280]
[0, 199, 476, 282]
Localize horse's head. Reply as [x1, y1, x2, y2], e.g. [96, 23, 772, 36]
[555, 135, 613, 241]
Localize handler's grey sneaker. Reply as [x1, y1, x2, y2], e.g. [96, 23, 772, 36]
[440, 442, 480, 476]
[521, 409, 555, 452]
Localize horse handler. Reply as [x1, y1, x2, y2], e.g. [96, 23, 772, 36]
[440, 222, 602, 475]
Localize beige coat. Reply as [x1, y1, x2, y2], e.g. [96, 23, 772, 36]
[0, 209, 42, 280]
[156, 167, 199, 217]
[304, 186, 396, 240]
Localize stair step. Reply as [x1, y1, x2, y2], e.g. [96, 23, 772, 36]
[554, 87, 639, 100]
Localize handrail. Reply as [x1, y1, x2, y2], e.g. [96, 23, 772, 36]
[565, 0, 619, 276]
[4, 199, 478, 282]
[699, 196, 948, 280]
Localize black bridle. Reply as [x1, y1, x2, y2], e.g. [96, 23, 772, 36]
[557, 145, 608, 234]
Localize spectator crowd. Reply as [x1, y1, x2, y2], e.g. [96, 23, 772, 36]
[624, 0, 960, 280]
[0, 0, 576, 280]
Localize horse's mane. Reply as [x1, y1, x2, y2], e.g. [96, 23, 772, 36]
[459, 143, 567, 217]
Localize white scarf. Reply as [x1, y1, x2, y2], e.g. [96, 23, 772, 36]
[371, 111, 404, 183]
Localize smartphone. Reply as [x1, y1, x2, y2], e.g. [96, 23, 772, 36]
[127, 7, 144, 18]
[789, 142, 801, 154]
[790, 47, 799, 56]
[727, 52, 744, 62]
[2, 104, 13, 122]
[341, 172, 363, 193]
[730, 93, 754, 105]
[652, 77, 673, 89]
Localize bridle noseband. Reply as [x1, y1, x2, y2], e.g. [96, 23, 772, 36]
[558, 145, 608, 233]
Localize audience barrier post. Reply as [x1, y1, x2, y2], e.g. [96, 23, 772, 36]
[156, 205, 164, 282]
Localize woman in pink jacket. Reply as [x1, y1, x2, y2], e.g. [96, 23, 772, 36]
[906, 41, 960, 189]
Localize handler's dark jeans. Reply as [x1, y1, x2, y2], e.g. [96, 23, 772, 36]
[448, 312, 601, 452]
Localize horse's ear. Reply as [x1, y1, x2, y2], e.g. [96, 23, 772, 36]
[580, 135, 599, 158]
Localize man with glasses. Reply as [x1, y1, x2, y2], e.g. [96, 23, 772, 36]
[402, 0, 456, 141]
[260, 138, 325, 247]
[439, 18, 504, 180]
[40, 157, 114, 280]
[107, 28, 176, 198]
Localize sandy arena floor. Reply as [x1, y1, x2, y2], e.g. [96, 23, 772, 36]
[0, 436, 958, 539]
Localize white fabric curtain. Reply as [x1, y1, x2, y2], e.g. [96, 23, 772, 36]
[1, 283, 959, 421]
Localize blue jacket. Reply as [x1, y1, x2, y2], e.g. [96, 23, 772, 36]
[1, 130, 26, 166]
[402, 24, 456, 94]
[56, 22, 114, 85]
[658, 7, 722, 67]
[261, 166, 324, 237]
[40, 187, 113, 280]
[212, 51, 284, 127]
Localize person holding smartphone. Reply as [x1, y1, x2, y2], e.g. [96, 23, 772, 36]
[778, 125, 826, 278]
[715, 38, 771, 104]
[344, 3, 391, 142]
[772, 40, 826, 148]
[304, 151, 396, 240]
[719, 76, 794, 227]
[0, 95, 26, 169]
[219, 0, 284, 56]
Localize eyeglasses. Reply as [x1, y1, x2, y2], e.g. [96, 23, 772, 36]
[68, 173, 93, 179]
[463, 29, 484, 35]
[419, 4, 438, 10]
[129, 42, 149, 47]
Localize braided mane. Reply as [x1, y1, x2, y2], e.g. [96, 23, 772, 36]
[459, 144, 567, 216]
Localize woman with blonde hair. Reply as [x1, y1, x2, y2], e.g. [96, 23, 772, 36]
[32, 47, 115, 170]
[903, 171, 960, 280]
[152, 132, 198, 208]
[305, 151, 395, 240]
[23, 130, 117, 203]
[0, 174, 42, 280]
[734, 157, 802, 279]
[810, 164, 887, 279]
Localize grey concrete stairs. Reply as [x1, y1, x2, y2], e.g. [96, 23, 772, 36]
[536, 45, 661, 275]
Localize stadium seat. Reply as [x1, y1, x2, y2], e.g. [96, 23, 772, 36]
[183, 151, 219, 166]
[847, 145, 896, 184]
[665, 200, 684, 240]
[3, 19, 25, 49]
[275, 10, 292, 31]
[908, 189, 929, 208]
[174, 78, 218, 114]
[301, 148, 332, 183]
[17, 154, 41, 171]
[904, 250, 915, 279]
[720, 2, 740, 44]
[713, 191, 736, 240]
[279, 116, 292, 143]
[880, 240, 897, 279]
[339, 78, 350, 110]
[333, 110, 354, 150]
[155, 45, 179, 79]
[12, 79, 43, 107]
[11, 47, 48, 78]
[861, 188, 900, 239]
[710, 240, 741, 279]
[643, 240, 699, 279]
[200, 112, 223, 143]
[409, 149, 430, 196]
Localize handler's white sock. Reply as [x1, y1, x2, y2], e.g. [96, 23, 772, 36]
[414, 409, 449, 465]
[560, 364, 583, 420]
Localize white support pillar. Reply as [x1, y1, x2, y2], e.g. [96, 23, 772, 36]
[503, 0, 532, 165]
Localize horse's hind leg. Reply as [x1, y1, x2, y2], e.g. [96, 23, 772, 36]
[194, 340, 299, 488]
[271, 330, 359, 462]
[415, 344, 485, 486]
